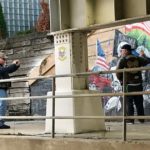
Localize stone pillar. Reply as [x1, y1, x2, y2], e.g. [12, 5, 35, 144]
[45, 31, 105, 133]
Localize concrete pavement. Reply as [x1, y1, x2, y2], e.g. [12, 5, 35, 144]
[0, 121, 150, 150]
[0, 120, 150, 141]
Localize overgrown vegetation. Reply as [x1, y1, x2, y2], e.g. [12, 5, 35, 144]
[0, 3, 7, 39]
[16, 29, 34, 36]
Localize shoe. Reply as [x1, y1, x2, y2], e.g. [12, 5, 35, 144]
[126, 122, 134, 125]
[139, 119, 145, 124]
[0, 124, 10, 129]
[126, 120, 134, 124]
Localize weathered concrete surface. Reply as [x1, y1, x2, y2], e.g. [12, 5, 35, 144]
[0, 121, 150, 150]
[0, 121, 150, 140]
[1, 136, 150, 150]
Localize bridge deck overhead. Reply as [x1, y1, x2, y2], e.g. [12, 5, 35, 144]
[49, 0, 150, 32]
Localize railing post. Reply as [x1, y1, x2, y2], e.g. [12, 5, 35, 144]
[52, 77, 56, 138]
[122, 70, 127, 141]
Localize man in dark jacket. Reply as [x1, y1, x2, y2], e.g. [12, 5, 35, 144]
[0, 52, 20, 129]
[116, 44, 149, 124]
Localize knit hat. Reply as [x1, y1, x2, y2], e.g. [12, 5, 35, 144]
[117, 42, 129, 57]
[121, 44, 132, 51]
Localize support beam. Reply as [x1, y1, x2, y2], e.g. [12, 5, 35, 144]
[48, 15, 150, 35]
[45, 31, 105, 133]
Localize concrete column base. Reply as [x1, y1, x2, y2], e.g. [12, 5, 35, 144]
[45, 90, 105, 133]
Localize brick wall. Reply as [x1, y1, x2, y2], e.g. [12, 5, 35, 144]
[88, 26, 125, 70]
[30, 79, 52, 116]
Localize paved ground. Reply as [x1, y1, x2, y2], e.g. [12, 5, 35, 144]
[0, 120, 45, 136]
[0, 120, 150, 141]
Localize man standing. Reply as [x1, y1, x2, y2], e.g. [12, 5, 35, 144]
[0, 52, 20, 129]
[116, 44, 149, 124]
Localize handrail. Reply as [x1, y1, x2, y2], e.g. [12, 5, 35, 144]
[0, 66, 149, 83]
[0, 115, 149, 120]
[0, 91, 149, 101]
[0, 66, 150, 141]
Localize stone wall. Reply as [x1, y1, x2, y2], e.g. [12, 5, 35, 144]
[0, 32, 54, 116]
[30, 79, 52, 116]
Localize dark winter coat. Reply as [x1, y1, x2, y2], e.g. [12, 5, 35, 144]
[116, 55, 149, 85]
[0, 64, 20, 89]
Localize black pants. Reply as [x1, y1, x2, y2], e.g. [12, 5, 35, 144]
[126, 84, 144, 123]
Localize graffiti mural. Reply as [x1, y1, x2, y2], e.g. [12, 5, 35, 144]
[125, 21, 150, 58]
[125, 21, 150, 115]
[89, 22, 150, 115]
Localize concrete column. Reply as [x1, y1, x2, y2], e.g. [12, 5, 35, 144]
[45, 31, 105, 133]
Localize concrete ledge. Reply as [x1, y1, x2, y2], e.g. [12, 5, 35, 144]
[0, 121, 150, 150]
[0, 136, 150, 150]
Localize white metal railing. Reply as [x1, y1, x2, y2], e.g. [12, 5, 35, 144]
[0, 66, 150, 140]
[0, 91, 150, 101]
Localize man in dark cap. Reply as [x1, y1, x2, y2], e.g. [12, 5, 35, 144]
[116, 43, 149, 124]
[0, 52, 20, 129]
